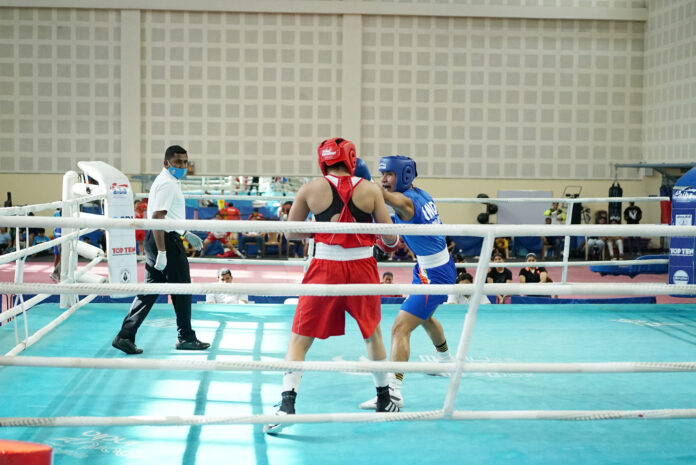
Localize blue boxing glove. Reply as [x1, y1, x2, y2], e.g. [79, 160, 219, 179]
[354, 158, 372, 181]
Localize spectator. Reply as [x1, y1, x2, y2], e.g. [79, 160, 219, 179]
[247, 207, 264, 221]
[201, 212, 244, 258]
[219, 202, 241, 221]
[494, 237, 510, 259]
[544, 202, 566, 225]
[278, 201, 292, 221]
[239, 212, 264, 257]
[445, 236, 456, 254]
[541, 216, 564, 259]
[586, 216, 607, 260]
[446, 272, 490, 305]
[606, 219, 624, 260]
[206, 268, 249, 304]
[380, 271, 402, 298]
[518, 252, 554, 298]
[24, 212, 43, 248]
[390, 238, 415, 261]
[134, 200, 146, 256]
[486, 252, 512, 304]
[624, 201, 642, 256]
[98, 230, 107, 252]
[0, 227, 13, 254]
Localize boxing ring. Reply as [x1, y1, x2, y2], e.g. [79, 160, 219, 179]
[1, 189, 696, 465]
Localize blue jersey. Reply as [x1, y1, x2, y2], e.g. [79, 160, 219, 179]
[393, 187, 447, 256]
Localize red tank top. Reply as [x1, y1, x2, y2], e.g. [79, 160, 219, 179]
[314, 176, 376, 249]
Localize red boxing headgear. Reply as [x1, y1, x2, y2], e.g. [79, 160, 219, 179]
[317, 138, 357, 176]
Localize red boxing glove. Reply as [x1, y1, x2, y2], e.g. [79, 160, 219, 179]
[376, 235, 400, 253]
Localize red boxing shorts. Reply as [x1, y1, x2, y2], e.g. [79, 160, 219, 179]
[292, 257, 381, 339]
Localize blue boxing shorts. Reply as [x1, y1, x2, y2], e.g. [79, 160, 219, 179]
[53, 227, 61, 255]
[400, 257, 456, 320]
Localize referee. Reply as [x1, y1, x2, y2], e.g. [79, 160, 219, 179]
[112, 145, 210, 354]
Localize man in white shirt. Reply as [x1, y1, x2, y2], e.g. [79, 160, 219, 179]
[446, 272, 490, 305]
[206, 268, 249, 304]
[112, 145, 210, 355]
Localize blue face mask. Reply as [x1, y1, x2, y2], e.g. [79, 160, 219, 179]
[167, 164, 187, 179]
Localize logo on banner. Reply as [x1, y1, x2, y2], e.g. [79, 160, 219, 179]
[109, 182, 129, 196]
[120, 268, 131, 283]
[672, 270, 690, 285]
[673, 187, 696, 201]
[670, 247, 694, 256]
[675, 214, 692, 226]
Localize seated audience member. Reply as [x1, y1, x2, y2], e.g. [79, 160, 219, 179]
[239, 212, 264, 257]
[494, 237, 510, 259]
[586, 216, 607, 260]
[445, 236, 456, 254]
[380, 271, 402, 298]
[486, 252, 512, 304]
[247, 207, 264, 221]
[518, 252, 550, 284]
[447, 272, 490, 305]
[206, 268, 249, 304]
[542, 216, 564, 259]
[32, 229, 50, 255]
[518, 252, 553, 297]
[390, 238, 415, 261]
[278, 201, 292, 221]
[606, 219, 624, 260]
[0, 227, 13, 254]
[287, 236, 305, 258]
[202, 212, 244, 258]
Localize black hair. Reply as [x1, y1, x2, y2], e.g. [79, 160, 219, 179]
[165, 145, 187, 161]
[382, 271, 394, 278]
[456, 272, 473, 283]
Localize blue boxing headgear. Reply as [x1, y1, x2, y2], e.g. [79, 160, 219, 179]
[378, 156, 417, 192]
[353, 158, 371, 181]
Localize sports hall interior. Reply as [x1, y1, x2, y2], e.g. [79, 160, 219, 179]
[1, 1, 695, 465]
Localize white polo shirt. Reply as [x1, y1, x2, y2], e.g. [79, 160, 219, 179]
[206, 293, 249, 304]
[147, 168, 186, 234]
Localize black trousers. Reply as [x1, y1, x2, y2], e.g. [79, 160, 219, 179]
[118, 231, 196, 342]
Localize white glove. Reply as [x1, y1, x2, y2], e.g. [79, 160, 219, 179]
[154, 250, 167, 271]
[184, 231, 203, 251]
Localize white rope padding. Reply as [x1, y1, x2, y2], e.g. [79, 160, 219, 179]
[1, 215, 694, 238]
[1, 356, 694, 374]
[160, 193, 666, 205]
[0, 193, 104, 217]
[429, 196, 669, 204]
[1, 282, 695, 297]
[2, 409, 695, 428]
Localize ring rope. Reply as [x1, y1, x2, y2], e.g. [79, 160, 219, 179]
[1, 216, 694, 238]
[0, 193, 104, 217]
[2, 282, 695, 297]
[2, 409, 695, 428]
[1, 356, 694, 374]
[169, 193, 667, 205]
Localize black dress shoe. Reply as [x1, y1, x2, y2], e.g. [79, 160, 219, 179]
[112, 336, 143, 355]
[175, 339, 210, 350]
